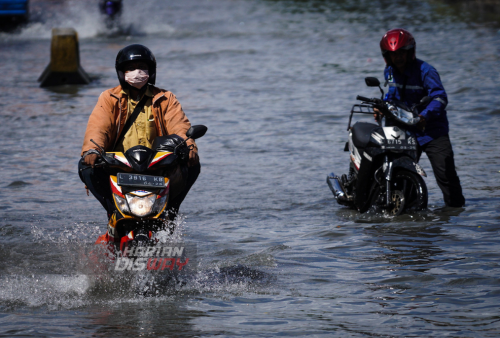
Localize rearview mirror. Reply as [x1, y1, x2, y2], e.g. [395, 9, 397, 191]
[186, 125, 208, 140]
[365, 77, 381, 87]
[365, 77, 384, 99]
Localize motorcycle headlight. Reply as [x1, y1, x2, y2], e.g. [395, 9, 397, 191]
[114, 194, 130, 214]
[152, 194, 168, 215]
[125, 194, 157, 217]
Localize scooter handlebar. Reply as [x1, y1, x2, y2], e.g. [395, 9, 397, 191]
[356, 95, 372, 102]
[356, 95, 385, 105]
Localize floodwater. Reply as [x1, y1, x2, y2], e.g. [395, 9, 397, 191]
[1, 0, 500, 336]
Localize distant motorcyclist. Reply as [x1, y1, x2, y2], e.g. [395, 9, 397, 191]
[374, 28, 465, 207]
[79, 44, 200, 219]
[99, 0, 122, 29]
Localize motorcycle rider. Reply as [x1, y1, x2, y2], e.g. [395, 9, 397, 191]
[374, 28, 465, 207]
[78, 44, 200, 220]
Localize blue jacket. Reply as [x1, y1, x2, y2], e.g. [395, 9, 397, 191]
[384, 58, 449, 145]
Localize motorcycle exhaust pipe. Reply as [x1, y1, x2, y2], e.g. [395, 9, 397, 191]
[326, 172, 346, 199]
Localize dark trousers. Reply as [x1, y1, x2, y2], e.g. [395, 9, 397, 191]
[78, 160, 115, 218]
[417, 135, 465, 207]
[165, 164, 200, 219]
[78, 159, 200, 219]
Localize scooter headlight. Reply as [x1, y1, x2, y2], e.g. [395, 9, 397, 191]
[114, 194, 130, 214]
[152, 194, 168, 215]
[125, 194, 157, 217]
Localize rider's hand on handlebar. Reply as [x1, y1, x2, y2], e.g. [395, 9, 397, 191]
[416, 115, 426, 131]
[373, 107, 384, 122]
[83, 153, 99, 168]
[188, 150, 199, 167]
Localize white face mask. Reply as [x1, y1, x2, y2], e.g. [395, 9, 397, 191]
[124, 69, 149, 89]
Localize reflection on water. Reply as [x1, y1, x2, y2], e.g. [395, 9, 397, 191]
[87, 301, 206, 338]
[370, 224, 446, 272]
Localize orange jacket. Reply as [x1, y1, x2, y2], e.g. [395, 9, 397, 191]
[81, 85, 197, 156]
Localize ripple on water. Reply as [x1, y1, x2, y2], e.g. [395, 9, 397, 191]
[5, 181, 32, 189]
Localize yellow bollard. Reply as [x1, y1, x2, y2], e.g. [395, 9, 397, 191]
[38, 28, 90, 87]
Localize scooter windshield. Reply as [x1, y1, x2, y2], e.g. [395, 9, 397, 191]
[387, 102, 420, 126]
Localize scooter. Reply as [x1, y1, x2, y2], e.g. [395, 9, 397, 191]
[327, 77, 428, 216]
[92, 125, 207, 251]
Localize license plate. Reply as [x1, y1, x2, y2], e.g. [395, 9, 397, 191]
[382, 135, 417, 150]
[117, 173, 166, 188]
[383, 143, 417, 150]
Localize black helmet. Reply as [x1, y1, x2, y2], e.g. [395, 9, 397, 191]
[115, 44, 157, 88]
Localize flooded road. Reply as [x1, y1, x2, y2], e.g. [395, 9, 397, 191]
[1, 0, 500, 336]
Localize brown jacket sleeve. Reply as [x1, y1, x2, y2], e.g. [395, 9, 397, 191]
[81, 90, 118, 156]
[160, 92, 198, 153]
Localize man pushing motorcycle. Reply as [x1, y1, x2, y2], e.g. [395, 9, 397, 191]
[373, 29, 465, 208]
[79, 44, 200, 221]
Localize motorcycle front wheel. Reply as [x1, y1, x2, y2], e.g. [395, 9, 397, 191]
[388, 170, 428, 215]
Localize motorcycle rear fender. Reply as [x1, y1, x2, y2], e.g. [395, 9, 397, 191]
[350, 144, 386, 173]
[391, 157, 427, 177]
[354, 159, 375, 212]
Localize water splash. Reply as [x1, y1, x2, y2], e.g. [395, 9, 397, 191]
[4, 213, 277, 309]
[0, 0, 175, 41]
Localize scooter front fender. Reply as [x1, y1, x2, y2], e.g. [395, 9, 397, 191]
[391, 157, 427, 177]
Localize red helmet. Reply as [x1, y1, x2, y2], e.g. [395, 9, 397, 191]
[380, 29, 416, 65]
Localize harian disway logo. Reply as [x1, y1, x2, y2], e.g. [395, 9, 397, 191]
[114, 246, 190, 271]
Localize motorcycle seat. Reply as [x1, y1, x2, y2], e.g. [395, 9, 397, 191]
[351, 122, 380, 149]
